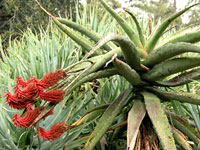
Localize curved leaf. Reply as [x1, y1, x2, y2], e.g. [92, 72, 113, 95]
[127, 100, 146, 150]
[84, 89, 132, 150]
[142, 57, 200, 81]
[33, 0, 97, 53]
[166, 112, 200, 145]
[142, 92, 176, 150]
[57, 18, 115, 50]
[113, 58, 142, 85]
[145, 3, 199, 53]
[65, 136, 89, 149]
[145, 87, 200, 105]
[159, 27, 200, 47]
[169, 30, 200, 44]
[72, 105, 108, 127]
[156, 68, 200, 87]
[87, 33, 147, 69]
[171, 126, 192, 150]
[98, 0, 142, 48]
[63, 47, 122, 95]
[143, 42, 200, 67]
[125, 10, 146, 46]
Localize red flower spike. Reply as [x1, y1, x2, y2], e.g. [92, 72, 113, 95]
[39, 70, 67, 89]
[5, 92, 20, 103]
[39, 89, 65, 104]
[16, 76, 28, 87]
[28, 77, 40, 84]
[12, 106, 44, 128]
[26, 104, 33, 111]
[5, 92, 35, 109]
[14, 82, 38, 99]
[37, 122, 68, 141]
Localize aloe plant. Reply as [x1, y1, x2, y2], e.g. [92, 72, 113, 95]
[2, 0, 200, 149]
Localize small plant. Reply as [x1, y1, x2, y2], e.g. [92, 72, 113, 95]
[3, 0, 200, 149]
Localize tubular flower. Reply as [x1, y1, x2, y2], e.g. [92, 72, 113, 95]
[39, 70, 67, 89]
[16, 76, 28, 87]
[5, 69, 67, 109]
[12, 105, 44, 128]
[37, 122, 68, 141]
[38, 89, 65, 104]
[5, 92, 35, 109]
[14, 82, 38, 99]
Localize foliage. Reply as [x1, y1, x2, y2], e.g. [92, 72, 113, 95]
[1, 0, 200, 149]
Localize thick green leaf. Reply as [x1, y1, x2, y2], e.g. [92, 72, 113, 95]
[53, 19, 96, 52]
[142, 92, 176, 150]
[113, 58, 142, 85]
[145, 3, 199, 53]
[158, 26, 200, 47]
[63, 47, 122, 95]
[171, 126, 192, 150]
[57, 17, 115, 50]
[98, 0, 142, 48]
[125, 10, 146, 46]
[166, 112, 200, 145]
[86, 33, 147, 63]
[142, 57, 200, 81]
[169, 30, 200, 44]
[72, 105, 108, 127]
[143, 42, 200, 67]
[127, 100, 146, 150]
[65, 136, 88, 149]
[145, 87, 200, 105]
[33, 0, 97, 53]
[155, 68, 200, 87]
[84, 89, 132, 150]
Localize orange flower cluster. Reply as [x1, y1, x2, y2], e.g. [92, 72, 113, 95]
[5, 70, 68, 140]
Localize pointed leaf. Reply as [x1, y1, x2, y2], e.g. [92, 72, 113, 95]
[145, 87, 200, 105]
[65, 136, 89, 149]
[57, 18, 115, 50]
[127, 100, 146, 150]
[142, 57, 200, 81]
[159, 26, 200, 47]
[145, 3, 199, 53]
[125, 10, 146, 46]
[87, 33, 147, 70]
[166, 112, 200, 145]
[113, 58, 142, 85]
[169, 30, 200, 44]
[85, 89, 132, 150]
[63, 47, 122, 95]
[33, 0, 97, 53]
[156, 68, 200, 87]
[142, 92, 176, 150]
[143, 42, 200, 67]
[98, 0, 142, 48]
[171, 126, 192, 150]
[72, 105, 108, 127]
